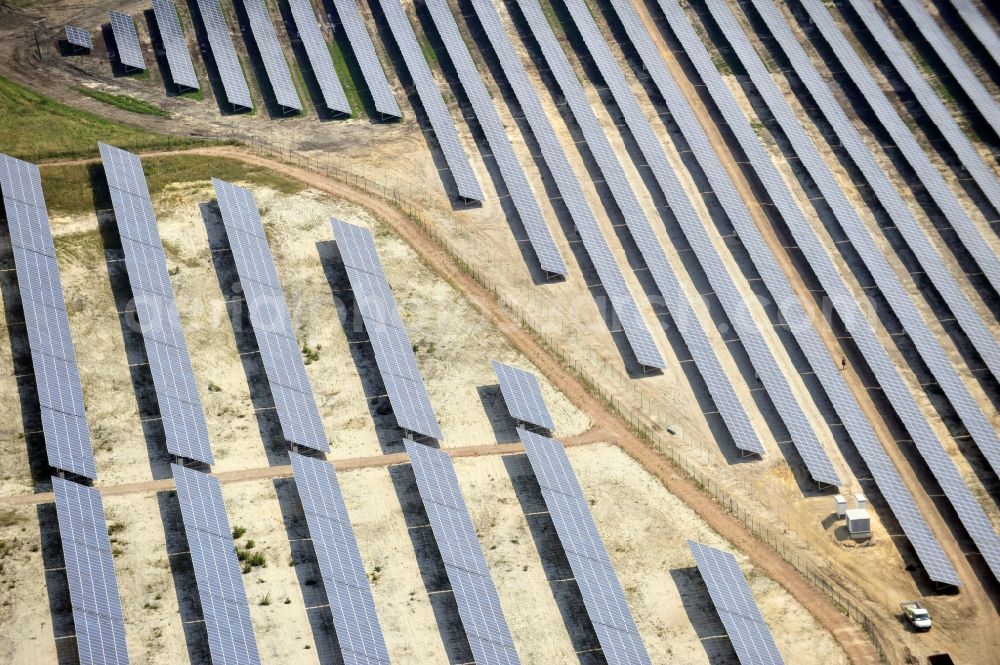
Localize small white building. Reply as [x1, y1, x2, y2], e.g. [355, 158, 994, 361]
[845, 508, 871, 539]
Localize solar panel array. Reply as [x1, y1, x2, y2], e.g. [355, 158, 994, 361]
[172, 464, 261, 665]
[99, 143, 214, 465]
[109, 11, 147, 71]
[290, 453, 391, 665]
[152, 0, 200, 90]
[519, 429, 651, 665]
[241, 0, 302, 111]
[212, 179, 329, 453]
[746, 0, 1000, 482]
[564, 0, 842, 477]
[0, 154, 98, 480]
[196, 0, 254, 109]
[287, 0, 351, 115]
[491, 361, 554, 431]
[703, 0, 1000, 584]
[65, 25, 93, 50]
[404, 441, 521, 665]
[331, 0, 401, 118]
[52, 477, 130, 665]
[945, 0, 1000, 70]
[651, 0, 960, 585]
[423, 0, 567, 277]
[332, 218, 443, 440]
[843, 0, 1000, 256]
[688, 541, 784, 665]
[376, 0, 482, 201]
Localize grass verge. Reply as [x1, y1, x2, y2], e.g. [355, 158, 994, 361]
[75, 88, 170, 117]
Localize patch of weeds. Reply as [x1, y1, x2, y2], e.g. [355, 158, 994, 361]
[208, 381, 222, 392]
[302, 343, 320, 364]
[74, 88, 169, 117]
[258, 592, 271, 606]
[232, 525, 247, 539]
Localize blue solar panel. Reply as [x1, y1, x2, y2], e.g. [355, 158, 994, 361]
[944, 0, 1000, 71]
[152, 0, 200, 90]
[53, 477, 129, 665]
[287, 0, 351, 115]
[109, 11, 146, 71]
[404, 441, 521, 665]
[689, 541, 784, 665]
[331, 0, 400, 118]
[518, 429, 651, 665]
[491, 361, 554, 431]
[65, 25, 93, 50]
[212, 178, 330, 452]
[240, 0, 301, 111]
[650, 0, 959, 586]
[196, 0, 254, 110]
[0, 154, 98, 480]
[99, 143, 214, 466]
[290, 453, 391, 665]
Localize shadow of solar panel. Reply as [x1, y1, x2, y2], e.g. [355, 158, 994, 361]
[376, 0, 482, 201]
[109, 11, 147, 70]
[518, 429, 651, 665]
[331, 218, 443, 440]
[241, 0, 302, 111]
[688, 541, 784, 665]
[65, 25, 93, 50]
[404, 441, 521, 665]
[172, 464, 261, 665]
[0, 154, 98, 480]
[290, 453, 391, 665]
[99, 143, 214, 465]
[196, 0, 254, 109]
[152, 0, 199, 90]
[287, 0, 350, 114]
[331, 0, 400, 118]
[649, 0, 960, 586]
[212, 178, 329, 452]
[703, 0, 1000, 583]
[491, 361, 554, 431]
[53, 477, 129, 665]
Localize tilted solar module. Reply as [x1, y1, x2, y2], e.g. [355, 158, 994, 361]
[519, 429, 651, 665]
[99, 143, 214, 465]
[109, 11, 146, 70]
[290, 453, 391, 665]
[0, 154, 98, 480]
[65, 25, 93, 50]
[172, 464, 261, 665]
[196, 0, 254, 109]
[376, 0, 482, 201]
[404, 441, 521, 665]
[491, 361, 554, 431]
[943, 0, 1000, 70]
[704, 0, 1000, 583]
[746, 0, 1000, 482]
[842, 0, 1000, 259]
[287, 0, 351, 115]
[240, 0, 302, 111]
[212, 178, 329, 452]
[331, 0, 400, 118]
[52, 477, 129, 665]
[422, 0, 567, 277]
[152, 0, 200, 90]
[651, 0, 959, 585]
[332, 218, 443, 440]
[688, 541, 784, 665]
[563, 0, 843, 475]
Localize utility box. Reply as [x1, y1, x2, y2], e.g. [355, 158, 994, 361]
[854, 493, 867, 510]
[835, 494, 847, 518]
[845, 508, 871, 539]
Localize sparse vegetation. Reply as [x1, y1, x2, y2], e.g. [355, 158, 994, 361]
[258, 592, 272, 606]
[74, 88, 169, 118]
[302, 343, 321, 364]
[232, 525, 247, 539]
[208, 381, 222, 393]
[0, 511, 23, 528]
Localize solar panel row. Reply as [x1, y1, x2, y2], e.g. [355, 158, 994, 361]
[703, 0, 1000, 584]
[944, 0, 1000, 71]
[240, 0, 302, 111]
[53, 477, 130, 665]
[746, 0, 1000, 483]
[287, 0, 351, 115]
[0, 154, 98, 480]
[688, 541, 784, 665]
[99, 143, 215, 466]
[332, 218, 443, 440]
[196, 0, 254, 109]
[152, 0, 200, 90]
[331, 0, 401, 118]
[212, 178, 330, 452]
[109, 11, 147, 71]
[565, 0, 841, 478]
[491, 361, 554, 431]
[376, 0, 482, 201]
[172, 464, 261, 665]
[651, 0, 959, 585]
[65, 25, 93, 50]
[404, 441, 521, 665]
[519, 429, 651, 665]
[423, 0, 567, 277]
